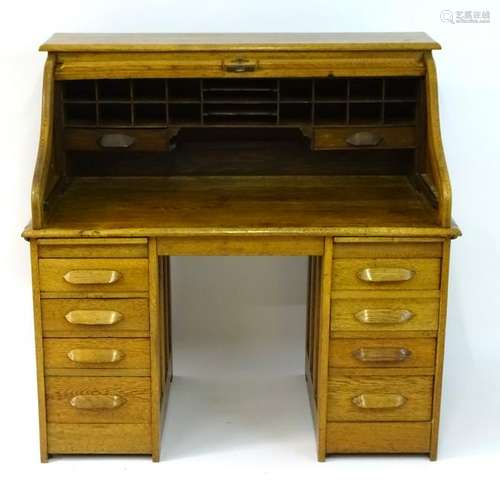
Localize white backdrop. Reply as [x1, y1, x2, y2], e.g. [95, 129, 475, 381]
[1, 0, 499, 482]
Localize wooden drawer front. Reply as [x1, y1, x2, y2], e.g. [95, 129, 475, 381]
[39, 258, 148, 293]
[47, 423, 151, 454]
[44, 338, 150, 370]
[64, 128, 174, 152]
[326, 422, 431, 454]
[333, 258, 441, 291]
[313, 127, 416, 150]
[328, 375, 433, 421]
[334, 240, 442, 259]
[41, 298, 149, 336]
[331, 298, 439, 332]
[329, 338, 436, 368]
[56, 52, 426, 80]
[38, 238, 148, 258]
[46, 376, 151, 423]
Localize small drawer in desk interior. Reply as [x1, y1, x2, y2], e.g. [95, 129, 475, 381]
[38, 258, 149, 293]
[63, 128, 173, 152]
[44, 338, 150, 370]
[313, 126, 417, 150]
[332, 258, 441, 291]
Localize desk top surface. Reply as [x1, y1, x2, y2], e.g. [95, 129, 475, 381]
[40, 32, 440, 52]
[22, 175, 460, 240]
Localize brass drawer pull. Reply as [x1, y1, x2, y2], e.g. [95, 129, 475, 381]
[70, 395, 125, 410]
[222, 58, 258, 73]
[67, 348, 124, 364]
[345, 131, 383, 147]
[98, 133, 136, 148]
[63, 269, 122, 285]
[65, 309, 123, 326]
[352, 393, 407, 409]
[352, 347, 412, 363]
[357, 267, 415, 283]
[355, 308, 414, 324]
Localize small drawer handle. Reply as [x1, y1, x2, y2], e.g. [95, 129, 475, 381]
[67, 348, 124, 364]
[222, 58, 258, 73]
[355, 308, 414, 325]
[352, 347, 412, 363]
[98, 133, 135, 148]
[357, 267, 415, 283]
[65, 310, 123, 326]
[352, 393, 407, 410]
[70, 394, 125, 410]
[345, 131, 383, 147]
[63, 270, 122, 285]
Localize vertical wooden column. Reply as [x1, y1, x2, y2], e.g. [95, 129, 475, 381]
[315, 238, 333, 461]
[430, 239, 451, 460]
[29, 241, 49, 462]
[148, 238, 162, 462]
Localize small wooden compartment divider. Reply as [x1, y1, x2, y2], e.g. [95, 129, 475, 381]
[62, 77, 419, 127]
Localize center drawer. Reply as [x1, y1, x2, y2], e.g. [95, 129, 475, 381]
[45, 376, 151, 423]
[44, 338, 150, 370]
[327, 375, 433, 421]
[39, 258, 149, 293]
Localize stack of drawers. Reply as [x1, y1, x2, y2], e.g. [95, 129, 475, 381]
[326, 239, 444, 455]
[33, 238, 153, 456]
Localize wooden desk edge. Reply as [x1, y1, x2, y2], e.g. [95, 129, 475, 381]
[21, 224, 462, 241]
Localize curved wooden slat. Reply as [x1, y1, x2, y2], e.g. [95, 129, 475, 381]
[424, 52, 452, 227]
[31, 54, 57, 229]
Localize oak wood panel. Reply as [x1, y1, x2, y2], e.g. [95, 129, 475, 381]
[41, 32, 440, 52]
[327, 375, 433, 421]
[45, 176, 439, 231]
[331, 297, 439, 332]
[38, 238, 148, 258]
[329, 338, 436, 368]
[41, 298, 149, 336]
[424, 52, 452, 227]
[29, 242, 48, 462]
[31, 55, 57, 229]
[431, 240, 451, 460]
[45, 376, 151, 423]
[39, 258, 148, 293]
[47, 423, 151, 454]
[316, 239, 333, 461]
[149, 238, 162, 462]
[53, 51, 427, 79]
[334, 239, 442, 258]
[326, 422, 431, 453]
[157, 236, 323, 255]
[23, 224, 461, 240]
[44, 338, 150, 370]
[333, 258, 441, 290]
[331, 367, 435, 376]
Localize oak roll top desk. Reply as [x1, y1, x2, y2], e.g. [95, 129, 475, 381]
[22, 33, 460, 462]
